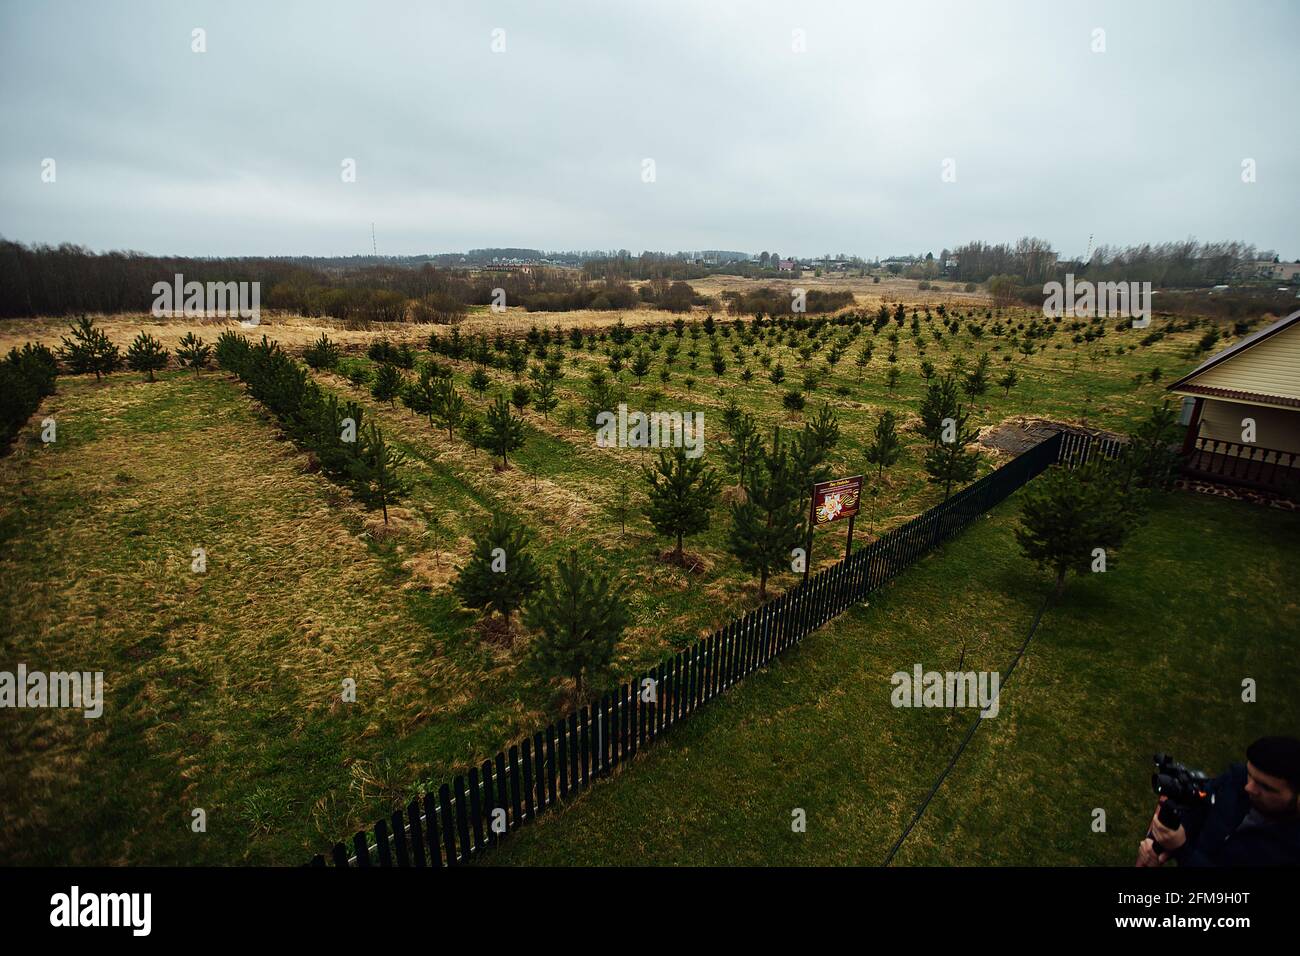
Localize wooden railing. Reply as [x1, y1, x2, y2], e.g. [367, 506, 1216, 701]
[1183, 436, 1300, 492]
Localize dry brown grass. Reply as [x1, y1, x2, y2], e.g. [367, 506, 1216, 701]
[0, 308, 689, 359]
[315, 369, 600, 538]
[0, 372, 507, 863]
[0, 311, 391, 356]
[0, 275, 988, 360]
[687, 273, 987, 310]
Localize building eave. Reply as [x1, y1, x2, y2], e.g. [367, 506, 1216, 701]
[1165, 309, 1300, 393]
[1167, 384, 1300, 411]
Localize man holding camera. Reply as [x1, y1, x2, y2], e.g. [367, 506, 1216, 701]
[1136, 736, 1300, 867]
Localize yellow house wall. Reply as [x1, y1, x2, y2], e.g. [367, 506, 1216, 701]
[1192, 323, 1300, 401]
[1196, 398, 1300, 455]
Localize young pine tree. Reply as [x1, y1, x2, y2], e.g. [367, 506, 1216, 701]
[360, 423, 408, 523]
[469, 366, 491, 397]
[721, 410, 762, 489]
[485, 393, 525, 468]
[525, 548, 630, 702]
[532, 376, 558, 420]
[432, 377, 466, 439]
[176, 332, 211, 373]
[302, 333, 340, 370]
[510, 383, 532, 415]
[728, 427, 804, 599]
[791, 403, 839, 531]
[865, 409, 902, 479]
[507, 348, 528, 378]
[455, 512, 542, 638]
[962, 353, 991, 407]
[643, 446, 721, 566]
[919, 372, 960, 447]
[403, 365, 436, 423]
[1119, 400, 1181, 493]
[613, 475, 630, 538]
[630, 350, 651, 383]
[126, 331, 169, 381]
[1015, 459, 1135, 593]
[922, 403, 979, 499]
[59, 315, 122, 381]
[371, 362, 404, 406]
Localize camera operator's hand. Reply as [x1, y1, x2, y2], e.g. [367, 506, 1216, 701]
[1149, 798, 1187, 852]
[1135, 837, 1169, 867]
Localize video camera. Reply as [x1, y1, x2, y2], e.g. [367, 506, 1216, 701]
[1147, 752, 1214, 853]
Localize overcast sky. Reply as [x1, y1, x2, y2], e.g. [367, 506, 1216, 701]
[1, 0, 1296, 260]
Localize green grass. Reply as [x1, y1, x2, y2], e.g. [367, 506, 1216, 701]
[313, 308, 1213, 677]
[485, 491, 1300, 865]
[0, 372, 588, 863]
[0, 306, 1259, 865]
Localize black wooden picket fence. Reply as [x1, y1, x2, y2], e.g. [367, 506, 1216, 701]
[309, 428, 1116, 867]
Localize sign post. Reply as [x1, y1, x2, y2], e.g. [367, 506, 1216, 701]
[805, 475, 864, 584]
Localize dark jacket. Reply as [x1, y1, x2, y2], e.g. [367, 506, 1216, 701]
[1175, 763, 1300, 866]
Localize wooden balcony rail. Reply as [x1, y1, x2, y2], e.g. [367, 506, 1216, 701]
[1183, 436, 1300, 492]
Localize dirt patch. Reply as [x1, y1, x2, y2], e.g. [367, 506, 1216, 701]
[400, 542, 471, 592]
[475, 613, 527, 648]
[362, 507, 421, 541]
[977, 416, 1126, 457]
[658, 548, 712, 574]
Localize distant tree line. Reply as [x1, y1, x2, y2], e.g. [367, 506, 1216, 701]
[580, 251, 748, 283]
[948, 237, 1275, 288]
[0, 241, 292, 318]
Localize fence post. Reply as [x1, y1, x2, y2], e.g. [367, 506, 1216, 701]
[438, 782, 456, 866]
[375, 818, 392, 867]
[422, 792, 442, 867]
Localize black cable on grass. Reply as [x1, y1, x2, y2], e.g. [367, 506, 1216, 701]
[883, 590, 1054, 866]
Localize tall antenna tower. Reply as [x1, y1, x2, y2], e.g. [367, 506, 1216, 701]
[1085, 233, 1094, 264]
[371, 222, 377, 258]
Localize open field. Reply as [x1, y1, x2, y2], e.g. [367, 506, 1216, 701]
[0, 371, 583, 863]
[0, 312, 451, 358]
[485, 491, 1300, 866]
[0, 300, 1278, 864]
[3, 0, 1295, 904]
[0, 276, 989, 359]
[686, 272, 985, 306]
